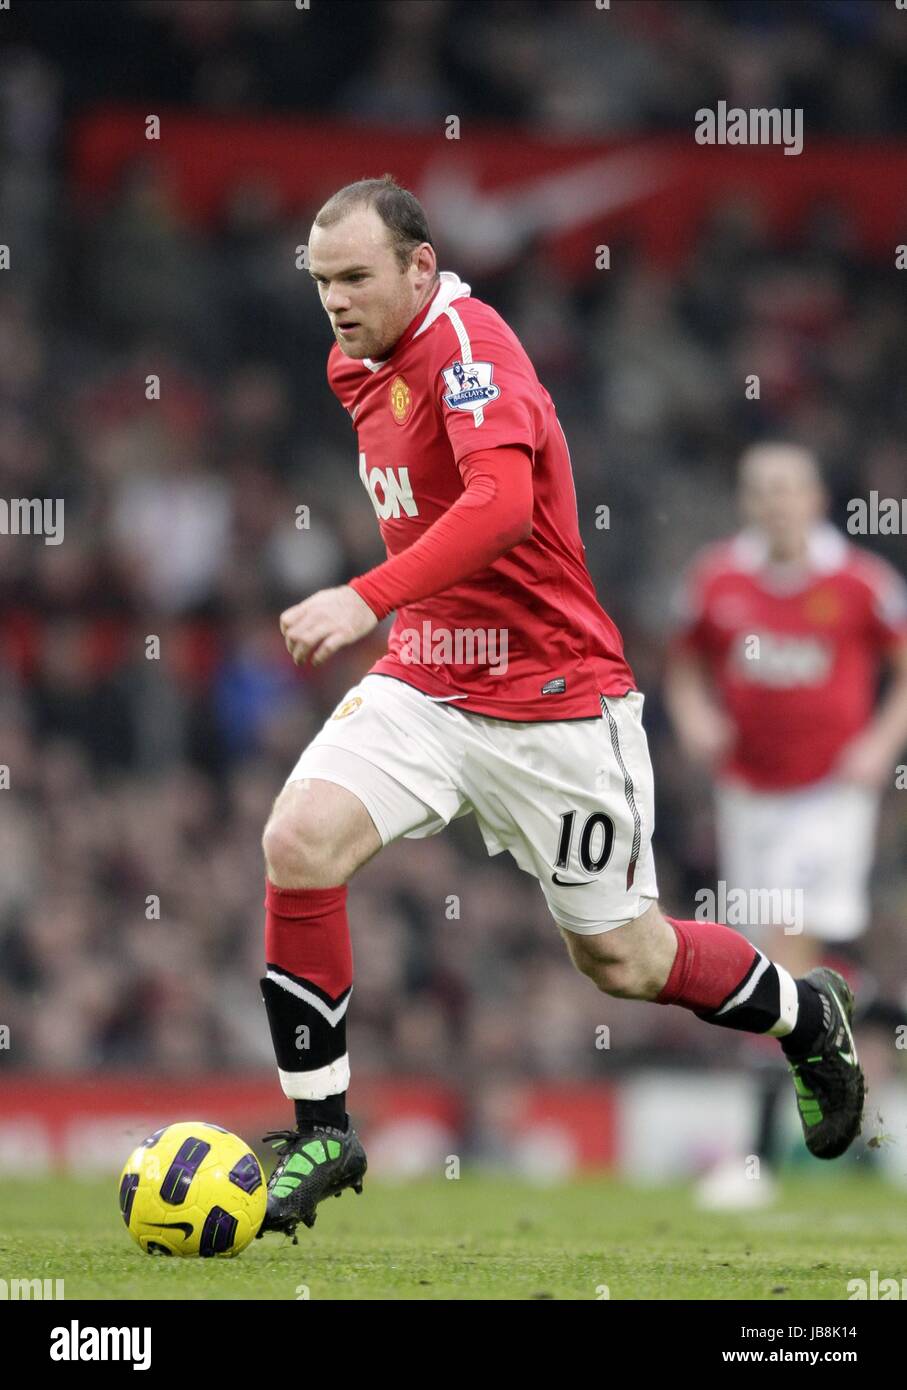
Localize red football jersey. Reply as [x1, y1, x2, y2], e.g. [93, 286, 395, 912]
[328, 272, 634, 720]
[673, 524, 907, 788]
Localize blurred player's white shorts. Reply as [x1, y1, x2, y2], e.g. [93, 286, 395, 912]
[285, 673, 658, 934]
[714, 776, 880, 942]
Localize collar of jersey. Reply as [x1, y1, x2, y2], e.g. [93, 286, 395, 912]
[731, 521, 848, 586]
[361, 271, 472, 373]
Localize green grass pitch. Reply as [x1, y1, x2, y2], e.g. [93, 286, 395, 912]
[1, 1170, 904, 1300]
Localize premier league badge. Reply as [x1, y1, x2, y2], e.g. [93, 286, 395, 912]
[441, 360, 501, 413]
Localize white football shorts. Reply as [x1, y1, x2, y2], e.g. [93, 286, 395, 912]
[715, 775, 880, 942]
[284, 673, 658, 934]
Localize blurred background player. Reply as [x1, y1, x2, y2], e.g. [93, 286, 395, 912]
[666, 443, 907, 1206]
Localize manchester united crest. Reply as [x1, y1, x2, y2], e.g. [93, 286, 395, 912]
[389, 375, 413, 425]
[803, 588, 840, 625]
[331, 695, 363, 721]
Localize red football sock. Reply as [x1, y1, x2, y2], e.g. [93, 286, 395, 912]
[656, 915, 761, 1012]
[261, 880, 354, 1105]
[656, 915, 805, 1039]
[264, 880, 352, 995]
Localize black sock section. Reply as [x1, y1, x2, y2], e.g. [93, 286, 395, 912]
[694, 956, 788, 1033]
[781, 980, 826, 1057]
[260, 971, 351, 1132]
[295, 1096, 347, 1132]
[260, 971, 350, 1073]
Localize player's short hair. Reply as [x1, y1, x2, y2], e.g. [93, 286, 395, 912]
[313, 175, 436, 273]
[739, 442, 823, 486]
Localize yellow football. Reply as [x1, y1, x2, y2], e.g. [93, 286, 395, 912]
[118, 1121, 266, 1257]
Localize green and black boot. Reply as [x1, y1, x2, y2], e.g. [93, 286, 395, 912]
[786, 968, 865, 1160]
[257, 1120, 367, 1239]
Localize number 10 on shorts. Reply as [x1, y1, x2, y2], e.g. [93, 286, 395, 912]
[555, 810, 616, 876]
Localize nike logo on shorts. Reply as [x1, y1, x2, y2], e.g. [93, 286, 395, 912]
[551, 873, 590, 888]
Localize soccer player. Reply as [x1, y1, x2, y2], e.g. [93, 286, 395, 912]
[665, 443, 907, 1206]
[256, 177, 865, 1237]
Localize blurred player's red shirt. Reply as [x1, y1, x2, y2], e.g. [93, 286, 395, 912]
[673, 525, 907, 788]
[327, 272, 634, 720]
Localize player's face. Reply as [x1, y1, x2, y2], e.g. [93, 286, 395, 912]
[309, 207, 433, 360]
[739, 449, 825, 553]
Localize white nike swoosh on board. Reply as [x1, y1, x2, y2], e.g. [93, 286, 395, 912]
[420, 151, 671, 270]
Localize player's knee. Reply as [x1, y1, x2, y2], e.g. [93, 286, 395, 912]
[591, 947, 673, 1001]
[261, 809, 346, 889]
[587, 953, 668, 999]
[586, 955, 642, 999]
[567, 919, 665, 1000]
[569, 936, 634, 995]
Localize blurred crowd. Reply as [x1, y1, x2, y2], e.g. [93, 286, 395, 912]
[1, 0, 906, 1081]
[6, 0, 907, 134]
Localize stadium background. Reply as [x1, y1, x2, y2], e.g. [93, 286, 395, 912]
[1, 0, 906, 1183]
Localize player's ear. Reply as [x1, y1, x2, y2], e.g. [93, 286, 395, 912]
[412, 242, 436, 279]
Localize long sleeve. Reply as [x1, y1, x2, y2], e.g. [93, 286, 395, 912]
[348, 445, 534, 621]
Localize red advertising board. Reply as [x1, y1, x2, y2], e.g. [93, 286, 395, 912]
[70, 107, 907, 275]
[0, 1073, 616, 1176]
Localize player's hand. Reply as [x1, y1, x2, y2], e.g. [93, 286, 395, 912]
[280, 586, 378, 668]
[834, 730, 893, 789]
[677, 712, 735, 769]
